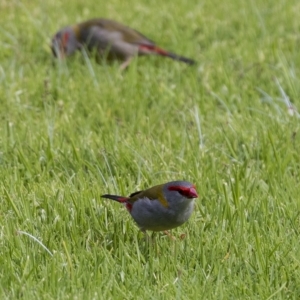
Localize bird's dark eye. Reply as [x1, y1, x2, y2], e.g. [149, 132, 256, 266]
[177, 188, 191, 197]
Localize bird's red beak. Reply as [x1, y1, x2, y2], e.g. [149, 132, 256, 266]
[189, 186, 198, 198]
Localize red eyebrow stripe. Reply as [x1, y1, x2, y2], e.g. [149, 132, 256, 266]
[168, 185, 198, 198]
[62, 32, 70, 47]
[168, 185, 193, 192]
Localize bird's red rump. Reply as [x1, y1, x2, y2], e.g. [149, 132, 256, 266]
[139, 44, 169, 56]
[168, 185, 198, 199]
[125, 202, 133, 212]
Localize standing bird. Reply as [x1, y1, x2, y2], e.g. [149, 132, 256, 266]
[51, 18, 196, 69]
[101, 181, 198, 232]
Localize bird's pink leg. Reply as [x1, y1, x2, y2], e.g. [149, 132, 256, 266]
[163, 230, 176, 241]
[120, 57, 132, 70]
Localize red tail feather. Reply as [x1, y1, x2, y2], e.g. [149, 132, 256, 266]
[138, 44, 195, 65]
[139, 44, 169, 56]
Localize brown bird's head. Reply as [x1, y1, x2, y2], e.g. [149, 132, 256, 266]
[51, 26, 81, 59]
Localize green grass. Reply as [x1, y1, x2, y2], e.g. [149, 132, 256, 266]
[1, 0, 300, 298]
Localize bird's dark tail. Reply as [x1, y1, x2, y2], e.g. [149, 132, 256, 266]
[139, 44, 196, 65]
[165, 52, 196, 65]
[101, 194, 128, 203]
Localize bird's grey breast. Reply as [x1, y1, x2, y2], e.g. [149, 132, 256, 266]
[84, 26, 139, 58]
[130, 197, 194, 231]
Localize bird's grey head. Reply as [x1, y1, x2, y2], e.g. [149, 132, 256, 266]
[163, 181, 198, 207]
[51, 26, 81, 58]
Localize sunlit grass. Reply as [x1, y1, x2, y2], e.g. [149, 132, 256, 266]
[1, 0, 300, 298]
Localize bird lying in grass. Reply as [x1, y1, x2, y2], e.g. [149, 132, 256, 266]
[51, 18, 196, 69]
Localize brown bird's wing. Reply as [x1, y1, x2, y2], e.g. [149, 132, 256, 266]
[76, 18, 155, 61]
[76, 18, 195, 66]
[92, 19, 196, 65]
[82, 19, 155, 45]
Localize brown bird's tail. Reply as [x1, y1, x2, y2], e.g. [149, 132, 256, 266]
[101, 194, 128, 203]
[165, 52, 196, 65]
[139, 44, 196, 65]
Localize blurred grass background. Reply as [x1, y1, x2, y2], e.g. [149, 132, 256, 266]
[1, 0, 300, 298]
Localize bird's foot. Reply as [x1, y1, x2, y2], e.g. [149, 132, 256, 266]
[163, 230, 176, 241]
[120, 57, 132, 70]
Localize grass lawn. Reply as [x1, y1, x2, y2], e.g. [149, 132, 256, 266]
[1, 0, 300, 298]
